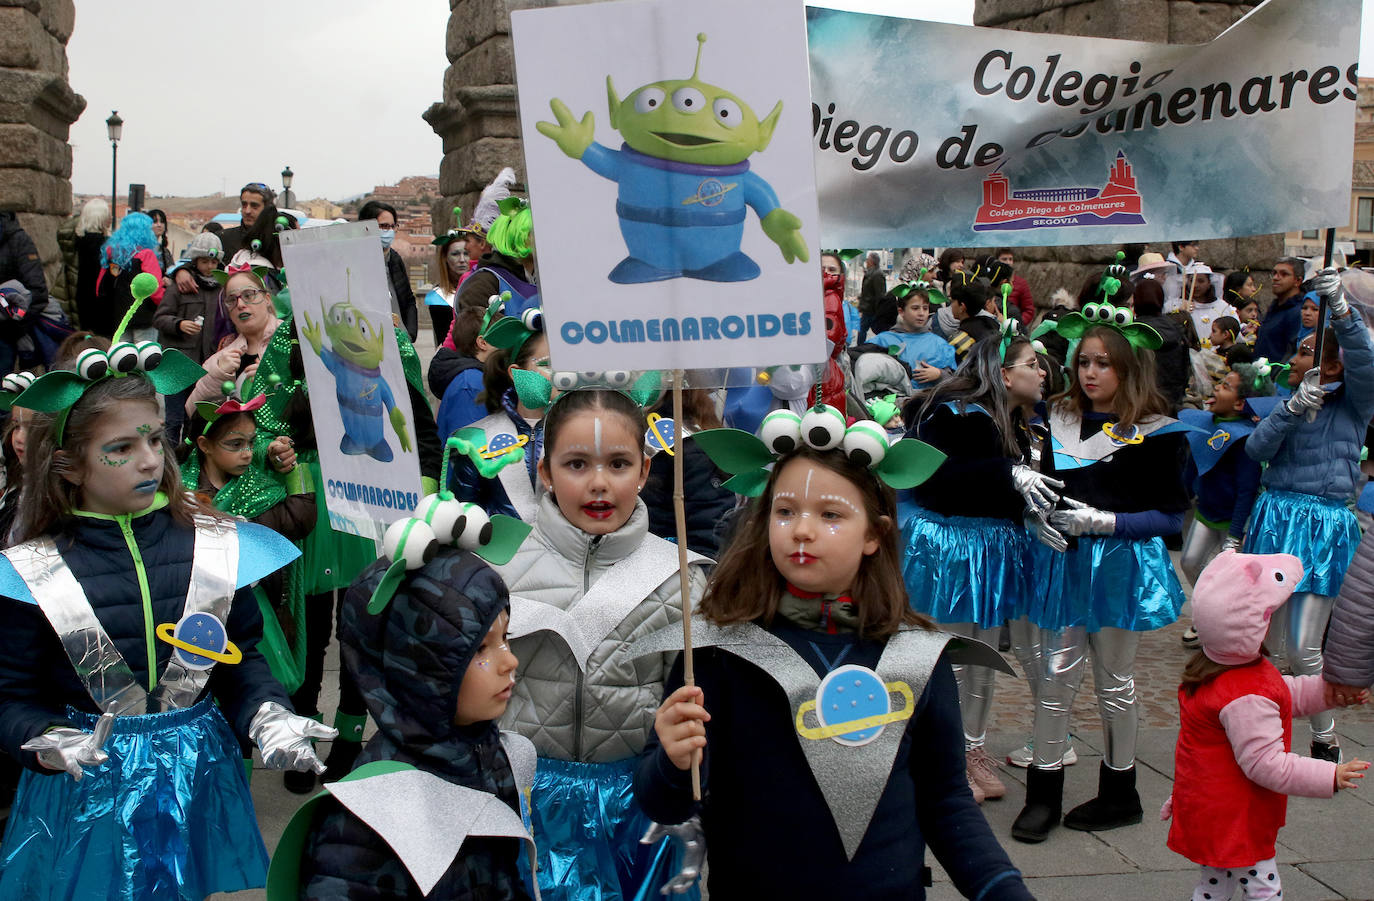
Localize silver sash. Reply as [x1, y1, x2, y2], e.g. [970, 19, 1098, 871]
[4, 516, 240, 715]
[1048, 406, 1180, 466]
[627, 621, 1009, 860]
[508, 537, 690, 672]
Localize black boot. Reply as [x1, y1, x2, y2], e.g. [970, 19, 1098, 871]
[1063, 762, 1143, 831]
[1011, 766, 1064, 843]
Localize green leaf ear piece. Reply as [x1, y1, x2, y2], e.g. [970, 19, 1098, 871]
[366, 430, 534, 613]
[693, 403, 946, 498]
[14, 272, 207, 443]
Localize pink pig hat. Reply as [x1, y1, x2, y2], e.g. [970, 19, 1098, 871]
[1192, 550, 1305, 665]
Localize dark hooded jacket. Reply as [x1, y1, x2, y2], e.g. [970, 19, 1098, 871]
[299, 548, 531, 901]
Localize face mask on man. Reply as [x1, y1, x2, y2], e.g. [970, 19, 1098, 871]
[379, 229, 395, 250]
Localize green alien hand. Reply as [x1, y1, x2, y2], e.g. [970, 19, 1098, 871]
[761, 208, 809, 264]
[301, 305, 324, 356]
[536, 98, 596, 160]
[390, 406, 412, 454]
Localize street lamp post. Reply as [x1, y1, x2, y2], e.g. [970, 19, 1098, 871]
[281, 165, 294, 211]
[106, 110, 123, 222]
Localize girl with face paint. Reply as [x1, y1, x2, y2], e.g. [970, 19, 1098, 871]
[490, 387, 708, 901]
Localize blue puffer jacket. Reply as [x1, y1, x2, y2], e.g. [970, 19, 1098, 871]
[0, 503, 289, 770]
[1327, 529, 1374, 688]
[1246, 310, 1374, 501]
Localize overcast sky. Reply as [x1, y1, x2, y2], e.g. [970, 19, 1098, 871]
[66, 0, 1374, 202]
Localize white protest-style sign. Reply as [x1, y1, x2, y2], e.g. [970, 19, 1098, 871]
[279, 222, 422, 540]
[512, 0, 824, 372]
[807, 0, 1361, 248]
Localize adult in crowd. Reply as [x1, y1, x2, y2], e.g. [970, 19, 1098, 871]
[855, 252, 886, 344]
[1255, 257, 1307, 362]
[95, 212, 163, 342]
[72, 199, 110, 334]
[1325, 528, 1374, 700]
[996, 248, 1035, 324]
[1165, 264, 1236, 347]
[147, 209, 175, 276]
[1163, 239, 1199, 305]
[1131, 279, 1189, 413]
[455, 199, 538, 317]
[0, 211, 49, 375]
[357, 200, 418, 341]
[154, 232, 224, 442]
[173, 183, 273, 295]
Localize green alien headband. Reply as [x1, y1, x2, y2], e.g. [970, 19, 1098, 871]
[891, 269, 949, 307]
[366, 431, 534, 614]
[14, 273, 207, 443]
[1040, 252, 1162, 351]
[692, 403, 946, 498]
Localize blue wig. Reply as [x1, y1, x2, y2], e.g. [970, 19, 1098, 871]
[100, 212, 157, 271]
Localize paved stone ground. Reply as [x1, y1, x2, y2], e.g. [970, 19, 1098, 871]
[213, 329, 1374, 899]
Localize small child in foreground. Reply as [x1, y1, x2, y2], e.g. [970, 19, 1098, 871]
[1165, 550, 1369, 901]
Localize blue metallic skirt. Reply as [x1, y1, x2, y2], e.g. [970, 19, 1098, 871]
[901, 506, 1032, 628]
[1028, 535, 1185, 632]
[0, 699, 267, 901]
[1243, 489, 1360, 596]
[524, 756, 696, 901]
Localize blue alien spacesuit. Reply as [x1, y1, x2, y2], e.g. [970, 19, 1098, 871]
[582, 142, 781, 284]
[320, 349, 399, 463]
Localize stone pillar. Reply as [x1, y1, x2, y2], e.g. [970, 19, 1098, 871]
[0, 0, 84, 308]
[972, 0, 1280, 311]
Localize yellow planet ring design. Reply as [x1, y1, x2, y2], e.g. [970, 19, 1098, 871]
[479, 433, 528, 460]
[646, 413, 675, 456]
[1101, 422, 1144, 445]
[795, 681, 915, 742]
[155, 622, 243, 665]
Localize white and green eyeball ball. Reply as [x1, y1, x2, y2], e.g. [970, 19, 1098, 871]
[136, 340, 163, 371]
[1, 372, 34, 394]
[383, 517, 438, 571]
[453, 503, 493, 550]
[414, 494, 465, 544]
[551, 371, 581, 392]
[76, 348, 109, 380]
[842, 420, 889, 467]
[602, 370, 633, 389]
[520, 308, 543, 332]
[800, 404, 847, 451]
[1110, 306, 1134, 327]
[108, 342, 140, 374]
[758, 409, 803, 454]
[1080, 302, 1104, 322]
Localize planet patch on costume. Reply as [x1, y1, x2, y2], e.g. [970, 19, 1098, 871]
[1101, 421, 1143, 447]
[795, 664, 915, 746]
[1206, 428, 1231, 451]
[156, 612, 243, 670]
[480, 432, 528, 460]
[645, 413, 676, 455]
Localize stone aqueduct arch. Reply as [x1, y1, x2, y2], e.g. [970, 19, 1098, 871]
[424, 0, 1277, 301]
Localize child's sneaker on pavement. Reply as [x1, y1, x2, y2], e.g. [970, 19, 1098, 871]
[1006, 737, 1078, 768]
[967, 746, 1006, 799]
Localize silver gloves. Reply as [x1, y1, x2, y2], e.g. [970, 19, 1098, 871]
[1312, 267, 1349, 318]
[1048, 498, 1117, 537]
[1011, 464, 1063, 514]
[22, 712, 115, 781]
[1025, 512, 1068, 552]
[1285, 368, 1326, 418]
[249, 701, 337, 773]
[1220, 536, 1242, 553]
[641, 815, 705, 894]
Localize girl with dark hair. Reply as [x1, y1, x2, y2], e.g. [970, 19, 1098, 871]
[637, 414, 1031, 900]
[146, 208, 174, 276]
[495, 387, 708, 900]
[901, 335, 1061, 804]
[0, 369, 329, 900]
[1011, 288, 1193, 843]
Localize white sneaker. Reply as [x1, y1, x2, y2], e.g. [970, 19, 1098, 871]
[1006, 737, 1078, 768]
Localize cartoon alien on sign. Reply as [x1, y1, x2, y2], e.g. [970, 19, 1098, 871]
[537, 33, 808, 284]
[302, 297, 412, 463]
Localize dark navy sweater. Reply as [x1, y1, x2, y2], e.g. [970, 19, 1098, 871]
[1191, 429, 1262, 539]
[634, 620, 1032, 901]
[909, 403, 1030, 521]
[0, 508, 286, 770]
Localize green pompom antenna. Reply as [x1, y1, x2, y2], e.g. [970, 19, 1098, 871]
[111, 272, 161, 344]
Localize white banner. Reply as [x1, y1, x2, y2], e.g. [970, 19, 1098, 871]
[512, 0, 825, 372]
[279, 222, 421, 539]
[808, 0, 1360, 247]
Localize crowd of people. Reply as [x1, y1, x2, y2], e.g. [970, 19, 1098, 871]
[0, 177, 1372, 901]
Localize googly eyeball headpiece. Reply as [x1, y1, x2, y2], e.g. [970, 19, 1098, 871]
[759, 409, 803, 455]
[841, 420, 889, 467]
[800, 404, 847, 450]
[0, 372, 34, 395]
[76, 347, 110, 380]
[520, 307, 543, 332]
